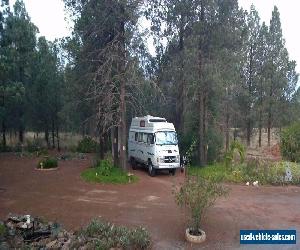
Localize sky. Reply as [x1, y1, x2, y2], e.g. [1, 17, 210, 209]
[9, 0, 300, 73]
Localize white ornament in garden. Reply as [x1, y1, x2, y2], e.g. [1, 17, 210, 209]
[285, 165, 292, 182]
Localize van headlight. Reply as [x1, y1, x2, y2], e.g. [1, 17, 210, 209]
[175, 155, 180, 163]
[157, 157, 164, 163]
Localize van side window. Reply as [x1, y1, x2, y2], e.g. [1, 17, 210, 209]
[147, 134, 154, 144]
[143, 133, 148, 143]
[135, 132, 138, 141]
[138, 132, 143, 142]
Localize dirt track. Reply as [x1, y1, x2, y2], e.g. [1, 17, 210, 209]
[0, 153, 299, 249]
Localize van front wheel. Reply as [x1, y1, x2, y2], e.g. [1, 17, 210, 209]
[148, 162, 156, 177]
[169, 169, 176, 176]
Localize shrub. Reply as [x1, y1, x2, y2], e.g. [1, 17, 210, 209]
[0, 223, 6, 237]
[38, 157, 58, 169]
[281, 122, 300, 162]
[224, 141, 245, 168]
[207, 127, 223, 164]
[0, 144, 12, 152]
[174, 175, 227, 233]
[72, 219, 151, 249]
[26, 139, 44, 153]
[77, 137, 99, 153]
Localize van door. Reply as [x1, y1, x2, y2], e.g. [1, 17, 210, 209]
[136, 132, 144, 162]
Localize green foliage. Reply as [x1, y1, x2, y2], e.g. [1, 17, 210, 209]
[224, 141, 245, 168]
[190, 160, 300, 185]
[38, 157, 58, 169]
[0, 143, 12, 152]
[81, 160, 138, 184]
[77, 137, 99, 153]
[0, 223, 6, 237]
[175, 175, 227, 231]
[280, 122, 300, 162]
[72, 219, 150, 249]
[207, 127, 223, 164]
[184, 138, 198, 166]
[26, 139, 43, 152]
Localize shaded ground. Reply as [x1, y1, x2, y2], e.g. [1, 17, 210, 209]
[0, 153, 299, 249]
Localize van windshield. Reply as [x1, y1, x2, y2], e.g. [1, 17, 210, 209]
[155, 131, 178, 145]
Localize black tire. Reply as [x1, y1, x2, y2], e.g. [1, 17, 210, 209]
[170, 168, 176, 176]
[130, 157, 137, 170]
[148, 161, 156, 177]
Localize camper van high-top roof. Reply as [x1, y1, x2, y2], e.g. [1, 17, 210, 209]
[130, 115, 175, 132]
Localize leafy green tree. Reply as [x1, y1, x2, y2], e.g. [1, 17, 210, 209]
[265, 6, 298, 146]
[0, 0, 37, 143]
[27, 37, 63, 149]
[64, 0, 145, 168]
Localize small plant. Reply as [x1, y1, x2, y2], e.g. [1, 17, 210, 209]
[26, 139, 44, 153]
[38, 157, 58, 169]
[72, 219, 151, 249]
[77, 137, 99, 153]
[175, 175, 227, 235]
[0, 143, 12, 152]
[0, 223, 6, 237]
[224, 141, 245, 169]
[281, 122, 300, 162]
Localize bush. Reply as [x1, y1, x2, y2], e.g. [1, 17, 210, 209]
[0, 144, 12, 152]
[71, 219, 151, 249]
[0, 223, 6, 237]
[77, 137, 99, 153]
[26, 139, 44, 153]
[207, 127, 223, 164]
[38, 157, 58, 169]
[224, 141, 245, 168]
[281, 122, 300, 162]
[175, 175, 227, 233]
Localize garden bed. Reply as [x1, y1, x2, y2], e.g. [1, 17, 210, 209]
[189, 161, 300, 185]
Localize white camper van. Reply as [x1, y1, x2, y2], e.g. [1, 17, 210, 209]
[128, 115, 180, 176]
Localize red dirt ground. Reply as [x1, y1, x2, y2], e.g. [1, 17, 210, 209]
[0, 153, 299, 249]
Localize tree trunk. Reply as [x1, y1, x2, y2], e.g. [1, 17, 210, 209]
[258, 81, 263, 147]
[246, 118, 251, 146]
[56, 124, 60, 152]
[119, 79, 127, 170]
[112, 126, 119, 167]
[267, 110, 271, 147]
[258, 109, 262, 147]
[198, 92, 205, 166]
[99, 134, 104, 160]
[176, 22, 185, 135]
[51, 119, 55, 149]
[45, 126, 50, 148]
[225, 101, 230, 151]
[118, 5, 127, 171]
[203, 92, 208, 164]
[18, 127, 24, 144]
[2, 121, 6, 147]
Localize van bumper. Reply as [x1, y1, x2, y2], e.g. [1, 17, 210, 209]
[154, 163, 180, 169]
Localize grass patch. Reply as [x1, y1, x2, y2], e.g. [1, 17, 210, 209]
[81, 167, 138, 184]
[71, 219, 150, 249]
[189, 161, 300, 185]
[81, 159, 138, 184]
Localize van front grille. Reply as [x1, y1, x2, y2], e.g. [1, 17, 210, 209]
[164, 156, 176, 163]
